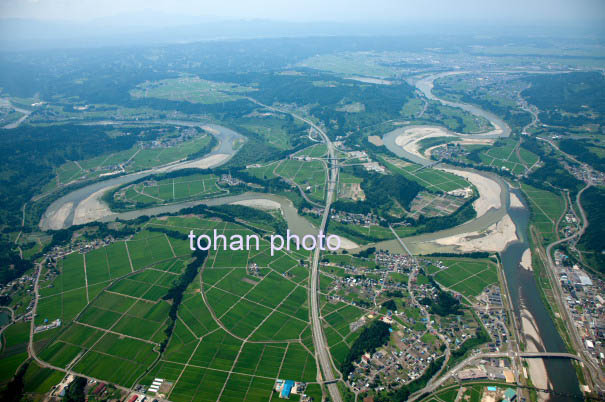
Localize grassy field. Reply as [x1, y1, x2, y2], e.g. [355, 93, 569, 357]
[246, 161, 280, 180]
[161, 218, 317, 400]
[519, 146, 540, 166]
[294, 144, 328, 158]
[36, 252, 89, 326]
[382, 156, 470, 193]
[33, 215, 319, 400]
[297, 53, 396, 77]
[477, 139, 538, 175]
[320, 296, 366, 367]
[54, 131, 214, 185]
[130, 76, 256, 104]
[0, 322, 30, 384]
[432, 258, 499, 300]
[318, 299, 367, 369]
[238, 115, 307, 150]
[521, 183, 565, 243]
[22, 362, 66, 395]
[322, 254, 377, 270]
[431, 103, 492, 134]
[127, 135, 214, 172]
[274, 159, 327, 202]
[401, 98, 425, 118]
[114, 173, 226, 208]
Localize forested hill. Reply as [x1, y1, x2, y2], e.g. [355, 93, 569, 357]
[0, 35, 436, 100]
[522, 72, 605, 127]
[578, 186, 605, 275]
[0, 124, 137, 227]
[202, 70, 416, 139]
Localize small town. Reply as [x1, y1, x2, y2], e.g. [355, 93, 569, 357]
[555, 249, 605, 365]
[304, 206, 383, 227]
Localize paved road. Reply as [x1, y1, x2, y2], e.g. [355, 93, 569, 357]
[540, 183, 605, 392]
[535, 137, 604, 391]
[410, 350, 584, 400]
[249, 98, 343, 402]
[293, 115, 342, 402]
[537, 136, 583, 165]
[390, 226, 452, 401]
[27, 258, 137, 395]
[1, 100, 31, 129]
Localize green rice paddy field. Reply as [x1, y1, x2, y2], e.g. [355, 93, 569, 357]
[116, 173, 226, 208]
[430, 258, 499, 300]
[27, 216, 369, 401]
[381, 156, 470, 193]
[273, 158, 327, 203]
[54, 133, 214, 185]
[130, 76, 255, 104]
[520, 183, 565, 244]
[477, 139, 539, 175]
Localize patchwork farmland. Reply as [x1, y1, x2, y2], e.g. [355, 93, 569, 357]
[34, 216, 335, 401]
[112, 173, 228, 209]
[429, 258, 499, 301]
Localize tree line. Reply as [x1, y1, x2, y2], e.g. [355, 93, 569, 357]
[341, 320, 392, 377]
[160, 248, 208, 352]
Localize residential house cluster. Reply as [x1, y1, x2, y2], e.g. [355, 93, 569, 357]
[555, 250, 605, 367]
[330, 211, 381, 227]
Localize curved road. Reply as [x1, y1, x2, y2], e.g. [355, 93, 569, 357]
[248, 99, 343, 402]
[28, 72, 574, 400]
[541, 183, 605, 392]
[534, 134, 604, 391]
[27, 259, 139, 397]
[390, 226, 452, 394]
[1, 100, 32, 129]
[410, 350, 585, 401]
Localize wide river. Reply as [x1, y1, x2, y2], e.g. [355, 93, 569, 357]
[504, 193, 581, 400]
[39, 74, 580, 397]
[40, 123, 243, 230]
[383, 72, 580, 398]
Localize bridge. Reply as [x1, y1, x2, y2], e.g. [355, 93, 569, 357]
[293, 155, 348, 162]
[519, 352, 582, 360]
[480, 351, 582, 361]
[414, 160, 440, 171]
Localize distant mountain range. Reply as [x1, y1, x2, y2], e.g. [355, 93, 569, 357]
[1, 13, 602, 51]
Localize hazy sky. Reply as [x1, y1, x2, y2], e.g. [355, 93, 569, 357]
[1, 0, 604, 23]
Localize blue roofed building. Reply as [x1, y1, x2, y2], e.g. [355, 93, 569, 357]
[281, 380, 295, 399]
